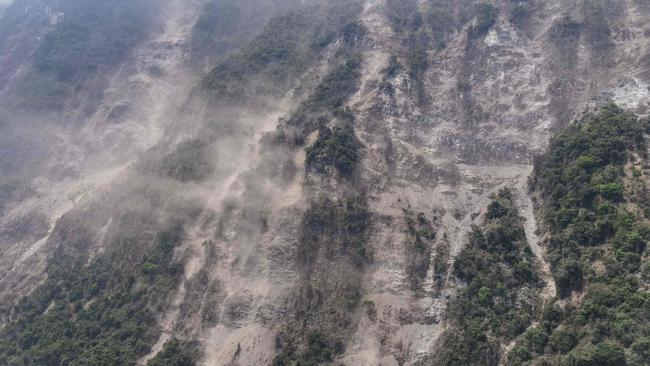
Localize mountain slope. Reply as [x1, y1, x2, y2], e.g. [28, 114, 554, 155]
[0, 0, 648, 365]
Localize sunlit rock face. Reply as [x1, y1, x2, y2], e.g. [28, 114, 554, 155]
[0, 0, 648, 365]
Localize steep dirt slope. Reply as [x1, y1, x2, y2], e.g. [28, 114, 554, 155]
[0, 0, 649, 365]
[334, 1, 650, 364]
[0, 0, 205, 319]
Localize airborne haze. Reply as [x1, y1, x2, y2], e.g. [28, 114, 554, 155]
[0, 0, 649, 365]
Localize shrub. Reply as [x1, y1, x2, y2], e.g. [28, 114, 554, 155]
[526, 327, 549, 354]
[158, 139, 212, 182]
[596, 183, 624, 201]
[631, 337, 650, 360]
[147, 338, 199, 366]
[305, 331, 335, 363]
[305, 126, 360, 177]
[569, 342, 626, 366]
[547, 327, 577, 354]
[307, 60, 361, 111]
[363, 300, 377, 321]
[555, 259, 583, 296]
[283, 60, 361, 140]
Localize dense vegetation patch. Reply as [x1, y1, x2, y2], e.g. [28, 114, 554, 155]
[158, 139, 213, 183]
[277, 59, 361, 144]
[190, 0, 301, 66]
[8, 0, 155, 111]
[534, 105, 646, 296]
[0, 222, 187, 365]
[404, 210, 436, 292]
[305, 126, 360, 178]
[200, 0, 363, 101]
[297, 195, 371, 274]
[304, 60, 361, 112]
[436, 188, 542, 365]
[33, 0, 155, 82]
[274, 195, 371, 365]
[136, 139, 213, 183]
[146, 338, 199, 366]
[275, 57, 360, 146]
[507, 104, 650, 365]
[384, 0, 431, 104]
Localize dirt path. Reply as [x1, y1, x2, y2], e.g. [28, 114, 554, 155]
[513, 173, 556, 301]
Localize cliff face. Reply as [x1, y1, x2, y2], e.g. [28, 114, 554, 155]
[0, 0, 648, 365]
